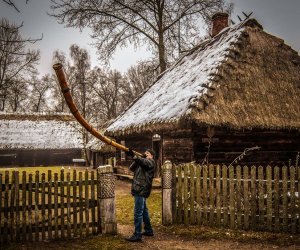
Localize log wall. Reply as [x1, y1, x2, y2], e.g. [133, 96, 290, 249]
[112, 126, 300, 174]
[0, 149, 82, 167]
[193, 126, 300, 166]
[162, 129, 194, 164]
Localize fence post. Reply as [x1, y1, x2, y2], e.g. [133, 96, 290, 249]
[97, 165, 117, 234]
[162, 160, 173, 225]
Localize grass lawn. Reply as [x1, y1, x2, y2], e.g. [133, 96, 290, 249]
[116, 191, 162, 226]
[0, 166, 92, 182]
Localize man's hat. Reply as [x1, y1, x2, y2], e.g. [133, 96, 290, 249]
[145, 148, 155, 156]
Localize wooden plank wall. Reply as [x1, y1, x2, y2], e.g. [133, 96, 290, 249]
[0, 149, 82, 167]
[162, 129, 194, 164]
[173, 163, 300, 233]
[193, 126, 300, 166]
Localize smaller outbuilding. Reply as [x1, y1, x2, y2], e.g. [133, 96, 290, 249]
[0, 113, 84, 166]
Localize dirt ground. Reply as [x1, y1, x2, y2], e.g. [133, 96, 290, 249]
[116, 179, 300, 250]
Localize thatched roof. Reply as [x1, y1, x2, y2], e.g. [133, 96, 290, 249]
[106, 19, 300, 136]
[0, 113, 83, 150]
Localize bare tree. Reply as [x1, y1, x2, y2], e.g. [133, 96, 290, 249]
[0, 18, 40, 111]
[7, 77, 29, 111]
[50, 0, 224, 73]
[30, 74, 52, 112]
[89, 67, 124, 124]
[121, 59, 158, 108]
[69, 44, 91, 120]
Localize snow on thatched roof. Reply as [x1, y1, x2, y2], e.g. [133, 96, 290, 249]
[106, 19, 300, 135]
[0, 113, 83, 150]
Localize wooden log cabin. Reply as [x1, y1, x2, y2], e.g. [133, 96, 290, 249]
[105, 14, 300, 175]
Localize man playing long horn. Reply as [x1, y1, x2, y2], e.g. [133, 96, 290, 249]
[125, 148, 156, 242]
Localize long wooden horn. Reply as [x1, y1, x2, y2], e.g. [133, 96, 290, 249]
[53, 63, 143, 157]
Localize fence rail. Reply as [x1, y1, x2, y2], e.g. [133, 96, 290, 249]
[0, 168, 116, 244]
[171, 164, 300, 233]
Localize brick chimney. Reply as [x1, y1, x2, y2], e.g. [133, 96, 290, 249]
[211, 12, 229, 37]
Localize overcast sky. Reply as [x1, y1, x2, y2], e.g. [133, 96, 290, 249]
[1, 0, 299, 76]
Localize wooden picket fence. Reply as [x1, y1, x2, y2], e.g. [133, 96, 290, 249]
[0, 169, 101, 244]
[173, 164, 300, 233]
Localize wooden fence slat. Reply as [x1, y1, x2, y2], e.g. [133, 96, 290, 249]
[35, 171, 39, 242]
[196, 165, 201, 225]
[60, 169, 65, 239]
[85, 170, 90, 236]
[73, 170, 78, 237]
[290, 166, 296, 233]
[28, 174, 33, 242]
[282, 166, 288, 232]
[172, 163, 177, 224]
[229, 166, 235, 229]
[22, 171, 27, 241]
[0, 173, 2, 244]
[97, 170, 101, 234]
[250, 166, 257, 230]
[54, 173, 59, 239]
[183, 164, 188, 225]
[236, 166, 241, 229]
[91, 171, 96, 235]
[15, 171, 20, 242]
[216, 165, 221, 226]
[203, 165, 208, 225]
[209, 165, 214, 225]
[47, 170, 52, 241]
[79, 172, 84, 236]
[67, 172, 71, 238]
[258, 166, 264, 229]
[297, 167, 300, 233]
[41, 173, 46, 241]
[274, 166, 280, 232]
[243, 166, 249, 230]
[222, 165, 228, 227]
[177, 165, 183, 223]
[189, 164, 195, 224]
[266, 166, 272, 231]
[4, 171, 9, 243]
[10, 171, 15, 241]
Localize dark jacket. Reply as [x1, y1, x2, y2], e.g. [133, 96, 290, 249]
[129, 156, 155, 198]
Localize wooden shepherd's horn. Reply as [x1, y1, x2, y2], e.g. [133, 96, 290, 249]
[53, 63, 143, 157]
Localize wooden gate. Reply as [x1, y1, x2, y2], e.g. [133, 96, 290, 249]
[0, 167, 116, 244]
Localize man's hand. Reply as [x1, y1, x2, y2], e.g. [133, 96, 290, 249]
[125, 148, 135, 157]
